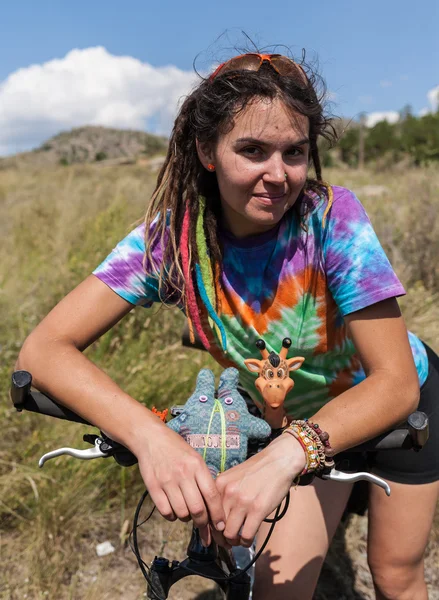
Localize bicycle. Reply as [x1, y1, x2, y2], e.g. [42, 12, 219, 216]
[10, 369, 429, 600]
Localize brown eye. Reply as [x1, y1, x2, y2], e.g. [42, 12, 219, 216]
[277, 368, 285, 378]
[267, 370, 274, 379]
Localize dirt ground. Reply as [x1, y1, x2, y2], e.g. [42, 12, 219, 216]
[3, 508, 437, 600]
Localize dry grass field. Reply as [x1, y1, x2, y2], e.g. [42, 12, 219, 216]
[0, 163, 438, 599]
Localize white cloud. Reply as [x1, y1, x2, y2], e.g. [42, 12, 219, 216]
[427, 85, 439, 111]
[364, 111, 399, 128]
[380, 80, 392, 88]
[418, 85, 439, 117]
[0, 47, 199, 155]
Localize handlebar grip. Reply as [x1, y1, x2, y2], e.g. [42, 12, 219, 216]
[348, 411, 429, 452]
[11, 370, 91, 426]
[407, 411, 429, 450]
[10, 369, 32, 408]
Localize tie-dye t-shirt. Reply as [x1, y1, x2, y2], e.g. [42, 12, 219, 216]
[93, 186, 428, 417]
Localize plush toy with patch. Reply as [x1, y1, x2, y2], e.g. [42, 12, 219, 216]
[167, 367, 272, 478]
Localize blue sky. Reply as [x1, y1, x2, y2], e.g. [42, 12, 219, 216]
[0, 0, 437, 154]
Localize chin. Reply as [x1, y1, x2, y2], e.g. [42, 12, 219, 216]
[250, 208, 287, 227]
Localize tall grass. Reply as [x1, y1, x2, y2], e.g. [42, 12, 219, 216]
[0, 164, 438, 599]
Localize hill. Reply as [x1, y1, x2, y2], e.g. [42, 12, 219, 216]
[0, 125, 168, 169]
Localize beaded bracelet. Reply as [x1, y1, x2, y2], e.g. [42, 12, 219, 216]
[305, 420, 335, 475]
[283, 426, 318, 475]
[283, 422, 323, 475]
[283, 419, 335, 477]
[306, 419, 333, 455]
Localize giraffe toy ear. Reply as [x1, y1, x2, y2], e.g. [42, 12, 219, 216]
[286, 357, 305, 372]
[244, 358, 264, 374]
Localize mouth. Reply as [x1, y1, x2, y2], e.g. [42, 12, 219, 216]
[252, 193, 287, 206]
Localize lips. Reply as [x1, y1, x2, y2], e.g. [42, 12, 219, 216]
[253, 193, 286, 205]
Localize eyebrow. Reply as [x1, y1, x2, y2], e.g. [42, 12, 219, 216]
[234, 136, 310, 146]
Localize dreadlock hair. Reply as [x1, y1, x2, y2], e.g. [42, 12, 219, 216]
[143, 56, 336, 354]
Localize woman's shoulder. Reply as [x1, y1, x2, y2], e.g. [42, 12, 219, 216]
[306, 184, 369, 229]
[112, 212, 170, 254]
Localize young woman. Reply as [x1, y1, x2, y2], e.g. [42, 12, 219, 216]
[17, 53, 439, 599]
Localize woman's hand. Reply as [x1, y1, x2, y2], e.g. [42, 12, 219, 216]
[134, 420, 228, 547]
[215, 434, 307, 547]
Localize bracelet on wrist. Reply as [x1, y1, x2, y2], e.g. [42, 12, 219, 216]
[282, 419, 335, 480]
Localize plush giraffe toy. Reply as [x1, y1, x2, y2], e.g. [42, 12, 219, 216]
[167, 367, 272, 478]
[244, 338, 305, 429]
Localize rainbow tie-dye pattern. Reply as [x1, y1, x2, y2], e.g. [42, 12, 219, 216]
[93, 186, 428, 418]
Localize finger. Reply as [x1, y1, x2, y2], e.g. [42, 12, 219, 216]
[148, 487, 177, 522]
[223, 506, 248, 546]
[163, 485, 191, 521]
[179, 480, 209, 529]
[238, 515, 260, 547]
[196, 471, 227, 532]
[210, 524, 232, 550]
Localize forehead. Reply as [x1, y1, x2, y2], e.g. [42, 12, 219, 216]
[222, 97, 309, 144]
[262, 357, 288, 371]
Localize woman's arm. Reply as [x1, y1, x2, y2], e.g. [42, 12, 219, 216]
[215, 296, 420, 546]
[310, 297, 420, 455]
[16, 275, 227, 544]
[16, 275, 151, 448]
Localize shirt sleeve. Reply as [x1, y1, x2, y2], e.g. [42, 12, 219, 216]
[322, 187, 406, 316]
[92, 223, 161, 308]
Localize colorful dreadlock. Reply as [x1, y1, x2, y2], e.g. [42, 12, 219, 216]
[181, 204, 211, 350]
[181, 197, 227, 353]
[321, 182, 333, 228]
[195, 197, 227, 351]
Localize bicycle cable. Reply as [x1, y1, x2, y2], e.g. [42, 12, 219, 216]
[130, 487, 290, 590]
[131, 489, 164, 600]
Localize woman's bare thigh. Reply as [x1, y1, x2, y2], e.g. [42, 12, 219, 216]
[252, 478, 353, 600]
[367, 479, 439, 599]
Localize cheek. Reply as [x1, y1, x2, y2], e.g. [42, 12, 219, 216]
[291, 161, 309, 183]
[218, 159, 257, 189]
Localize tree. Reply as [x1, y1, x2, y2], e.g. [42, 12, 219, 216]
[365, 120, 398, 161]
[338, 127, 360, 166]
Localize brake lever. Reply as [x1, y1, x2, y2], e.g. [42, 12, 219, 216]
[39, 438, 108, 468]
[322, 469, 391, 496]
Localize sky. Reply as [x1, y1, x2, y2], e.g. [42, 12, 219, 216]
[0, 0, 438, 155]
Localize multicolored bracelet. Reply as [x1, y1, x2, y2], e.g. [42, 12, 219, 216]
[282, 419, 335, 479]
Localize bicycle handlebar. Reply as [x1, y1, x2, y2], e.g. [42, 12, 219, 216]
[10, 370, 429, 453]
[11, 370, 91, 426]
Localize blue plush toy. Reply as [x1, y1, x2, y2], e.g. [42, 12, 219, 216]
[167, 367, 272, 478]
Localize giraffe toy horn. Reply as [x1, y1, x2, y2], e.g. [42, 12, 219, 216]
[256, 339, 269, 360]
[279, 338, 292, 360]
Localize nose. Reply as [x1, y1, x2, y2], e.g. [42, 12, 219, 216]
[262, 154, 286, 185]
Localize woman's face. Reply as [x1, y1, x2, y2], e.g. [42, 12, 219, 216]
[199, 97, 310, 238]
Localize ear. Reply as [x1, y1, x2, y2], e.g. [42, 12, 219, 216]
[286, 356, 305, 372]
[218, 367, 240, 391]
[195, 369, 215, 393]
[196, 139, 215, 171]
[244, 358, 264, 374]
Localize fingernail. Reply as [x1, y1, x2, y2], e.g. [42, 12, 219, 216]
[216, 521, 225, 531]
